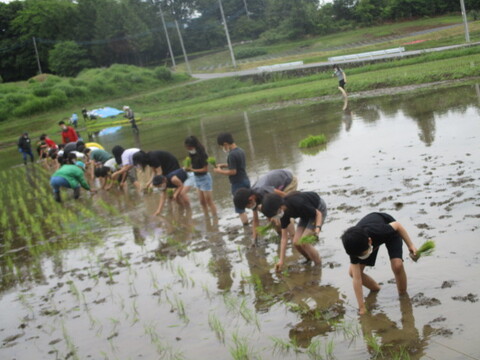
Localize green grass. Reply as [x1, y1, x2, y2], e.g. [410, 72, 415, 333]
[0, 16, 479, 148]
[299, 135, 327, 149]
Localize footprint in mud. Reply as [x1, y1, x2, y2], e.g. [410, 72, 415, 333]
[451, 293, 478, 303]
[2, 333, 23, 347]
[411, 292, 441, 307]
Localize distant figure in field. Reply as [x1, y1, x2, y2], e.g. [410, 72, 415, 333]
[333, 64, 347, 98]
[70, 113, 79, 128]
[123, 105, 139, 133]
[18, 132, 34, 165]
[58, 120, 79, 144]
[341, 212, 418, 315]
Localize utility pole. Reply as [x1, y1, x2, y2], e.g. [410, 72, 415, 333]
[159, 5, 176, 69]
[174, 19, 191, 74]
[243, 0, 250, 19]
[32, 37, 42, 74]
[218, 0, 237, 68]
[460, 0, 471, 43]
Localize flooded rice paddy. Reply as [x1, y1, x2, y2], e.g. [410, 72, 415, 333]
[1, 84, 480, 359]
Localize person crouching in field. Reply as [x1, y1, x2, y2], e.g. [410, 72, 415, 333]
[151, 170, 191, 216]
[50, 161, 96, 202]
[234, 169, 298, 243]
[341, 212, 417, 315]
[262, 191, 327, 272]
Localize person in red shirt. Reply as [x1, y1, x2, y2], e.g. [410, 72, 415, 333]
[40, 134, 58, 149]
[58, 120, 78, 144]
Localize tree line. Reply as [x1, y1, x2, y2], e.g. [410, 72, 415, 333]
[1, 0, 477, 82]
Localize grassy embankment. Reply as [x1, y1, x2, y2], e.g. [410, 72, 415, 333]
[177, 15, 479, 72]
[0, 16, 479, 147]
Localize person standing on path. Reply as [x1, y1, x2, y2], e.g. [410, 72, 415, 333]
[18, 132, 34, 165]
[333, 64, 347, 98]
[213, 132, 250, 225]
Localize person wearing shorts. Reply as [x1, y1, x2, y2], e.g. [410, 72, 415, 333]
[341, 212, 418, 315]
[333, 64, 347, 98]
[111, 146, 140, 191]
[151, 169, 191, 216]
[214, 132, 250, 225]
[262, 191, 327, 271]
[184, 135, 217, 216]
[233, 169, 298, 242]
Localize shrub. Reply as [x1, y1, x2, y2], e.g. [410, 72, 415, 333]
[48, 41, 92, 77]
[0, 100, 14, 121]
[235, 48, 267, 59]
[54, 84, 77, 98]
[33, 85, 52, 97]
[154, 66, 172, 81]
[5, 93, 32, 106]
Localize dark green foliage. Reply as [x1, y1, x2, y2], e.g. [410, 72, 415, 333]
[154, 67, 173, 81]
[48, 41, 92, 77]
[235, 48, 267, 59]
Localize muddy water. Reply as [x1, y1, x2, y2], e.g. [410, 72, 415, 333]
[1, 84, 480, 359]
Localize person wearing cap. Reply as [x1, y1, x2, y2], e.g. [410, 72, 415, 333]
[58, 120, 79, 144]
[234, 169, 297, 243]
[262, 191, 327, 272]
[151, 169, 191, 216]
[123, 105, 139, 133]
[18, 132, 34, 165]
[50, 161, 95, 202]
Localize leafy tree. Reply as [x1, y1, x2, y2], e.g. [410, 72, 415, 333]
[48, 41, 92, 76]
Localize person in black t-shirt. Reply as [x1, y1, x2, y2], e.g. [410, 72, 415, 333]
[214, 132, 250, 225]
[184, 136, 217, 216]
[341, 212, 418, 315]
[133, 150, 180, 187]
[151, 169, 190, 216]
[262, 191, 327, 272]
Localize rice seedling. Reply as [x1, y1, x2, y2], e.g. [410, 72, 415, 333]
[166, 188, 175, 198]
[208, 312, 225, 343]
[410, 240, 435, 262]
[298, 234, 318, 245]
[306, 339, 323, 360]
[172, 294, 189, 323]
[389, 346, 411, 360]
[335, 320, 361, 342]
[61, 322, 79, 360]
[182, 157, 192, 168]
[365, 334, 384, 359]
[229, 332, 253, 360]
[207, 157, 217, 166]
[256, 223, 274, 236]
[298, 134, 327, 149]
[324, 338, 335, 359]
[271, 336, 300, 355]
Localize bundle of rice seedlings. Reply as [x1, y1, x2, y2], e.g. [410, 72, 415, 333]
[298, 134, 327, 149]
[298, 234, 318, 244]
[183, 157, 192, 168]
[207, 157, 217, 166]
[410, 240, 435, 262]
[166, 188, 175, 198]
[256, 223, 274, 236]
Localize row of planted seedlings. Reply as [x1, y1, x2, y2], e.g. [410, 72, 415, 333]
[0, 165, 119, 292]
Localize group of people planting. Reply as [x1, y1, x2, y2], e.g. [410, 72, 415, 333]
[18, 121, 418, 315]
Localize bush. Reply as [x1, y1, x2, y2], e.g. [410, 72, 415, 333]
[33, 85, 52, 97]
[154, 66, 172, 81]
[0, 100, 14, 121]
[48, 41, 92, 77]
[5, 93, 32, 106]
[235, 48, 267, 59]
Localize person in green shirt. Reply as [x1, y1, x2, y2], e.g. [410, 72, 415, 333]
[50, 161, 96, 202]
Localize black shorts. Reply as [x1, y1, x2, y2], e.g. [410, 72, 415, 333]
[360, 234, 403, 266]
[339, 79, 346, 89]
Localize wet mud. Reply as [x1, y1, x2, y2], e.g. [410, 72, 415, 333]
[1, 84, 480, 359]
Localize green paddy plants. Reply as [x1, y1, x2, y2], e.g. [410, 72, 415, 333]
[410, 240, 435, 262]
[182, 157, 192, 169]
[256, 223, 275, 236]
[207, 157, 217, 166]
[299, 135, 327, 149]
[298, 234, 318, 245]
